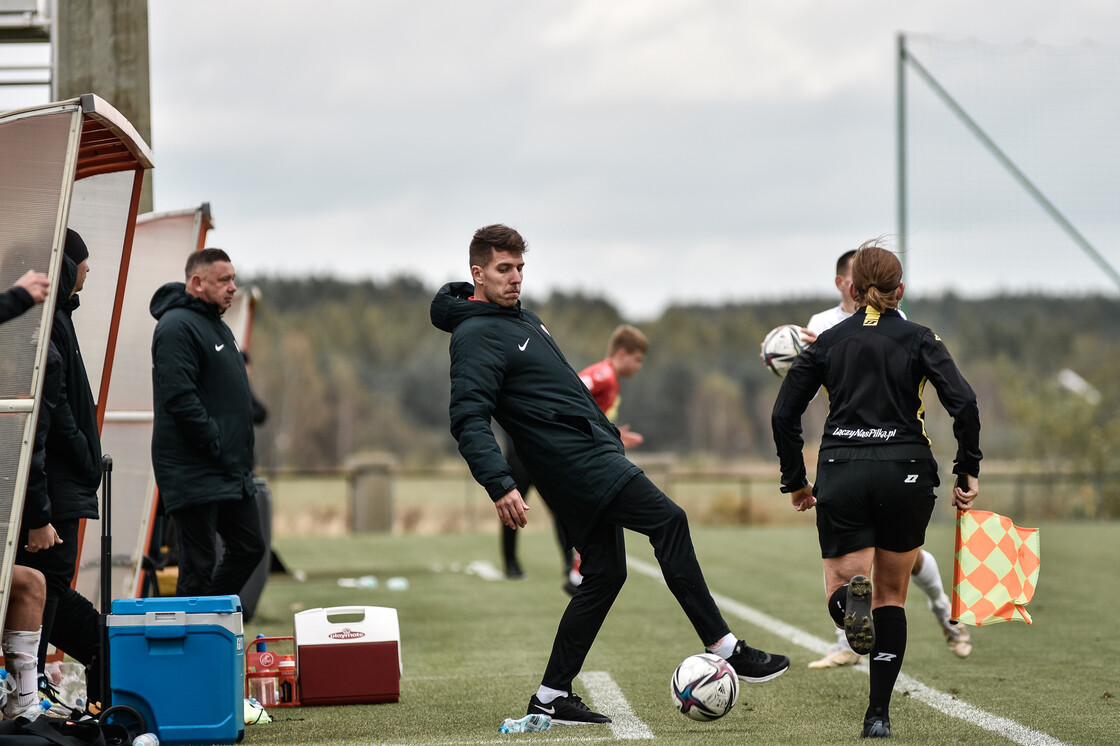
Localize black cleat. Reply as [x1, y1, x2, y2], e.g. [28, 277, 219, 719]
[725, 639, 790, 683]
[845, 575, 875, 655]
[861, 706, 891, 738]
[527, 692, 611, 724]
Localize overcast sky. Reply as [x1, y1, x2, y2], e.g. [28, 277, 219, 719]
[6, 1, 1120, 319]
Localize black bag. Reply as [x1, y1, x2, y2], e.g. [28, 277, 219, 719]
[0, 716, 131, 745]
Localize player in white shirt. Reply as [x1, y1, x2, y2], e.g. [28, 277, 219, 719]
[802, 249, 972, 669]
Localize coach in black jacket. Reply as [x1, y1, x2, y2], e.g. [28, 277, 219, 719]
[150, 248, 263, 599]
[431, 224, 789, 726]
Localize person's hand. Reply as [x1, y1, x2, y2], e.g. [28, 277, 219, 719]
[618, 425, 644, 449]
[15, 270, 50, 304]
[800, 328, 818, 344]
[952, 474, 978, 511]
[790, 484, 817, 512]
[494, 489, 529, 529]
[26, 524, 62, 552]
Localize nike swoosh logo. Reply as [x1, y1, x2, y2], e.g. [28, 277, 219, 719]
[518, 338, 529, 351]
[215, 344, 225, 351]
[537, 705, 555, 714]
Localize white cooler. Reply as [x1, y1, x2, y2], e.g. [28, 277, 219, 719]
[294, 606, 402, 705]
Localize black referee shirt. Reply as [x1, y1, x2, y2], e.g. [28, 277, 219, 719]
[772, 306, 982, 493]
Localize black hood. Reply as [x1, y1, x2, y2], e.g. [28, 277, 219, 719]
[56, 254, 79, 312]
[150, 281, 222, 320]
[430, 281, 521, 333]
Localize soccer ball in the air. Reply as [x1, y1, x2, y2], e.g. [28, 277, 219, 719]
[670, 653, 739, 721]
[760, 324, 806, 377]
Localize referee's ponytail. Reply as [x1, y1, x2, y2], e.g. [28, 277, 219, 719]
[851, 239, 903, 311]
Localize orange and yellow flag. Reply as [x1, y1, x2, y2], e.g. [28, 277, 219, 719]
[952, 509, 1040, 626]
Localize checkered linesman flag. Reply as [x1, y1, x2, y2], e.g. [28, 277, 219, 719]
[952, 509, 1040, 626]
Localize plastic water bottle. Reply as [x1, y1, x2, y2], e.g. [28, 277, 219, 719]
[499, 714, 551, 733]
[21, 700, 51, 720]
[385, 576, 409, 591]
[133, 733, 160, 746]
[0, 669, 14, 709]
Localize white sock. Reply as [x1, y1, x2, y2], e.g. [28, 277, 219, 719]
[912, 550, 945, 601]
[2, 628, 41, 712]
[706, 633, 736, 659]
[535, 685, 568, 704]
[834, 626, 855, 652]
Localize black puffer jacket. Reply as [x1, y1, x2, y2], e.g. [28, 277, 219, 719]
[431, 282, 641, 548]
[45, 255, 101, 521]
[150, 283, 256, 514]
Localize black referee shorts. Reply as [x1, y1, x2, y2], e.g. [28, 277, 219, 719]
[813, 458, 938, 558]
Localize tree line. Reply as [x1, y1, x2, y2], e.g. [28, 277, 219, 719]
[243, 275, 1120, 508]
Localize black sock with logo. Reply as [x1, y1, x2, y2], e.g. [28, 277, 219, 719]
[828, 585, 847, 627]
[867, 605, 907, 715]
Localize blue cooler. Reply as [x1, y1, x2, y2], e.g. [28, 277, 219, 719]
[108, 596, 245, 745]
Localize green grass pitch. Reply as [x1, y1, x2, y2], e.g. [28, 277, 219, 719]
[239, 521, 1117, 745]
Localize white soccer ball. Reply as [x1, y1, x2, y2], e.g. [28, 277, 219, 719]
[760, 324, 806, 377]
[669, 653, 739, 722]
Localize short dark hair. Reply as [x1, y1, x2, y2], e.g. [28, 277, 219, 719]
[185, 248, 232, 281]
[836, 249, 857, 277]
[469, 224, 527, 270]
[608, 325, 649, 355]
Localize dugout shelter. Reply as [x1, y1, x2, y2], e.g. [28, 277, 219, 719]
[0, 93, 152, 625]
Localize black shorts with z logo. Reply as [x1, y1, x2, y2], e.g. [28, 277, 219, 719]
[813, 458, 939, 558]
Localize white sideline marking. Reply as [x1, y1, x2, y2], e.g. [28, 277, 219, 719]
[627, 557, 1069, 746]
[579, 670, 655, 740]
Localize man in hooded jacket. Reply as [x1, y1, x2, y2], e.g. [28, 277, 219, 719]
[431, 224, 790, 725]
[150, 248, 264, 599]
[16, 230, 104, 703]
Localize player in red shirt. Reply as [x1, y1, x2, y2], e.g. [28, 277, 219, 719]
[578, 325, 647, 448]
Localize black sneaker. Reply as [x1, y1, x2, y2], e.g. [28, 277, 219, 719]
[845, 576, 875, 655]
[725, 639, 790, 683]
[527, 693, 611, 724]
[861, 706, 891, 738]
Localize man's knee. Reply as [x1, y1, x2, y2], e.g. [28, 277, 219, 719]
[11, 566, 46, 603]
[586, 559, 627, 594]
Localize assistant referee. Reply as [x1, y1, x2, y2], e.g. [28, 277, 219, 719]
[771, 240, 982, 739]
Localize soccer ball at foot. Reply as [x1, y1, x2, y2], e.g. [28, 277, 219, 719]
[670, 653, 739, 721]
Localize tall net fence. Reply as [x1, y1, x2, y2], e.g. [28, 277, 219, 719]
[901, 35, 1120, 298]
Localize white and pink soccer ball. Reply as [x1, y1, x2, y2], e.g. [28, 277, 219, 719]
[669, 653, 739, 721]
